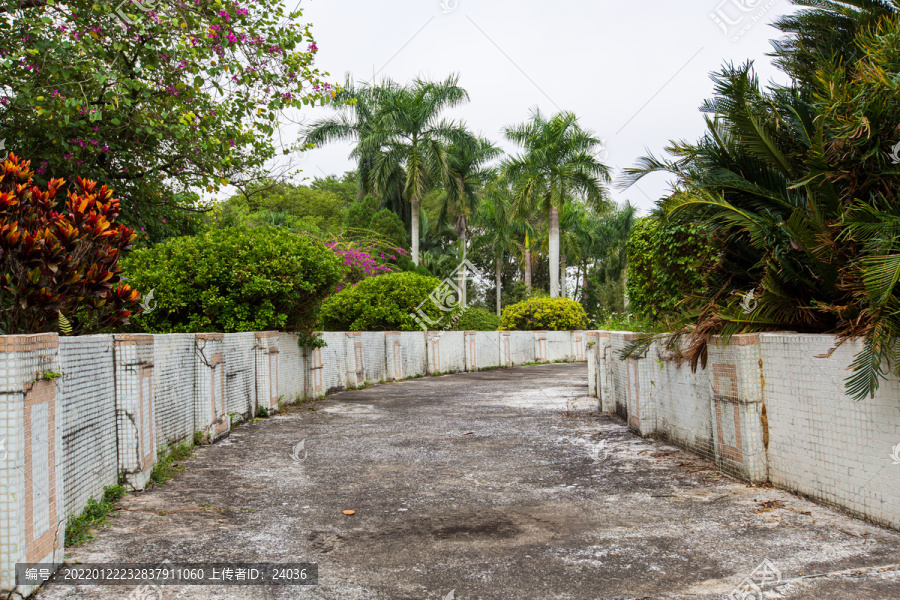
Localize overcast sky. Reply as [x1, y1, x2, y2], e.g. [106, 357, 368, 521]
[287, 0, 796, 214]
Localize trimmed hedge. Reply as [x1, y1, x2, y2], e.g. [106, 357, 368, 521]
[454, 307, 501, 331]
[499, 297, 587, 331]
[122, 225, 344, 336]
[320, 271, 447, 332]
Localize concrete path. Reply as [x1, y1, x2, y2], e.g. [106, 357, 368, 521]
[39, 364, 900, 600]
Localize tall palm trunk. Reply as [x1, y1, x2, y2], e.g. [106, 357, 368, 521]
[549, 205, 560, 298]
[495, 255, 502, 316]
[411, 195, 420, 266]
[574, 263, 584, 301]
[560, 254, 567, 299]
[457, 232, 467, 307]
[524, 233, 533, 294]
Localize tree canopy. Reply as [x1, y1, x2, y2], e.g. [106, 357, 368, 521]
[1, 0, 337, 240]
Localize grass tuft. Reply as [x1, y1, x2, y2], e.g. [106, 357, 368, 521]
[65, 484, 126, 547]
[148, 442, 195, 487]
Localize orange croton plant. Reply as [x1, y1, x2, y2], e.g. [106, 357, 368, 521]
[0, 154, 141, 335]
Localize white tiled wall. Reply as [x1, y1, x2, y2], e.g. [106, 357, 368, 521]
[427, 332, 465, 374]
[194, 334, 228, 441]
[152, 334, 196, 447]
[114, 335, 156, 489]
[57, 335, 117, 518]
[385, 332, 427, 380]
[502, 332, 535, 366]
[348, 332, 387, 385]
[0, 334, 65, 596]
[588, 330, 900, 527]
[546, 331, 574, 362]
[762, 333, 900, 529]
[319, 332, 349, 394]
[472, 332, 502, 370]
[277, 332, 305, 403]
[651, 342, 715, 462]
[224, 333, 256, 417]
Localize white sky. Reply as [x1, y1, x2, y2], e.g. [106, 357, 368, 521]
[287, 0, 796, 215]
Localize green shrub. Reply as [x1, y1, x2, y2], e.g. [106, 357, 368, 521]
[320, 271, 447, 331]
[394, 255, 433, 277]
[595, 313, 664, 333]
[343, 194, 379, 231]
[499, 297, 588, 331]
[454, 307, 500, 331]
[626, 217, 709, 323]
[583, 270, 627, 324]
[122, 226, 344, 338]
[369, 208, 408, 248]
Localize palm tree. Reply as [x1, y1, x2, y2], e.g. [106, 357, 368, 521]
[503, 109, 611, 297]
[559, 201, 597, 299]
[439, 137, 502, 252]
[305, 80, 377, 202]
[304, 80, 410, 225]
[438, 137, 502, 304]
[361, 74, 475, 265]
[619, 50, 900, 399]
[517, 221, 538, 295]
[587, 201, 636, 293]
[577, 202, 636, 312]
[473, 187, 521, 315]
[770, 0, 895, 86]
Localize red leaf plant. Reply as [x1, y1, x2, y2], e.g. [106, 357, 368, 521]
[0, 154, 141, 335]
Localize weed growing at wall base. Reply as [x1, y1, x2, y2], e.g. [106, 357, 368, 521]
[148, 442, 196, 487]
[65, 484, 126, 547]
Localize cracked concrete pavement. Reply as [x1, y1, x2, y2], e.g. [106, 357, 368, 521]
[37, 363, 900, 599]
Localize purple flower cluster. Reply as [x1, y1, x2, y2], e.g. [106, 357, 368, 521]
[326, 242, 395, 286]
